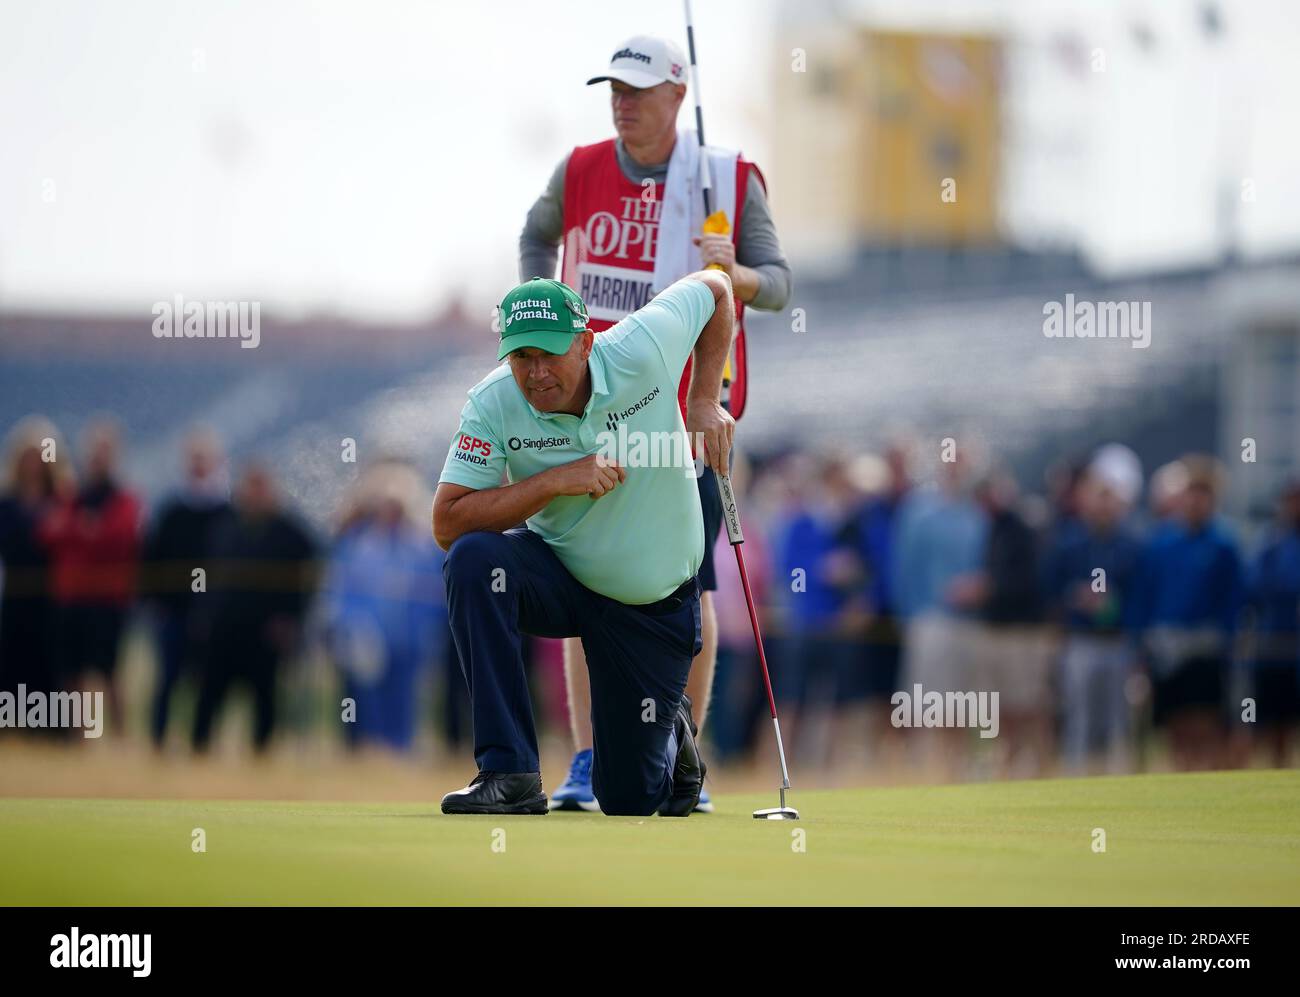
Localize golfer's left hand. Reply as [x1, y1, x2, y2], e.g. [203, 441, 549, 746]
[693, 234, 736, 280]
[685, 397, 734, 475]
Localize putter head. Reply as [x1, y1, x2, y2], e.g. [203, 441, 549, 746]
[753, 806, 800, 820]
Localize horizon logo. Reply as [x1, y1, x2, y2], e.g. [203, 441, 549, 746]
[605, 385, 663, 431]
[1042, 293, 1151, 349]
[50, 928, 151, 977]
[151, 295, 260, 349]
[890, 683, 1000, 739]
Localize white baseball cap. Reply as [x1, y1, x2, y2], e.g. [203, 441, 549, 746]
[1089, 443, 1144, 506]
[587, 35, 688, 89]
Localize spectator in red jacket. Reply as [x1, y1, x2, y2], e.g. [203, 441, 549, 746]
[38, 418, 141, 725]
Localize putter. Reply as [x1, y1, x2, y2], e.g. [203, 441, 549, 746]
[688, 1, 796, 819]
[714, 470, 799, 820]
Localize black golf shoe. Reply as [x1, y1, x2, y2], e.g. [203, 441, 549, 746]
[441, 771, 549, 815]
[659, 693, 706, 817]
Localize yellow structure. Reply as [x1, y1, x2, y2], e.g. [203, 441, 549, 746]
[772, 29, 1002, 255]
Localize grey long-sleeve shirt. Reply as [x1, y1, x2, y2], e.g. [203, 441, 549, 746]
[519, 139, 792, 312]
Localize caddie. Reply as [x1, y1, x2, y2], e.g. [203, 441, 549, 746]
[519, 34, 792, 812]
[433, 270, 735, 816]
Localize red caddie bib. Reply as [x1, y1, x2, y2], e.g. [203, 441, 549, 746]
[559, 139, 756, 420]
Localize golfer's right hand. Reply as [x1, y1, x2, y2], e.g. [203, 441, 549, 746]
[549, 454, 626, 499]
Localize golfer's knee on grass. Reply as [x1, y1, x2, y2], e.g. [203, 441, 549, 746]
[598, 789, 660, 817]
[595, 769, 669, 816]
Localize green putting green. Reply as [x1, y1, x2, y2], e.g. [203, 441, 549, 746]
[2, 770, 1297, 905]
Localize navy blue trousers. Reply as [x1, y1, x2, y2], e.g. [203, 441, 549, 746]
[443, 528, 701, 816]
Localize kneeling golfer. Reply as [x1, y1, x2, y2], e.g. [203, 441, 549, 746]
[433, 270, 735, 816]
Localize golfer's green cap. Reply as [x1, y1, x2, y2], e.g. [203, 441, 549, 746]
[497, 278, 590, 361]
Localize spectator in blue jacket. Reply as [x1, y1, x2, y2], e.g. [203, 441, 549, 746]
[1044, 447, 1144, 772]
[1130, 456, 1243, 771]
[1244, 481, 1300, 766]
[844, 442, 913, 758]
[891, 444, 988, 773]
[772, 455, 862, 763]
[322, 459, 444, 752]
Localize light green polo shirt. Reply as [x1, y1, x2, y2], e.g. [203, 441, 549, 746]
[439, 277, 716, 604]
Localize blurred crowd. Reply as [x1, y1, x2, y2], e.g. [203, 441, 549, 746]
[1, 413, 1298, 780]
[0, 415, 469, 757]
[714, 440, 1300, 778]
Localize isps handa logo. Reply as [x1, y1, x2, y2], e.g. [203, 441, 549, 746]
[453, 433, 492, 466]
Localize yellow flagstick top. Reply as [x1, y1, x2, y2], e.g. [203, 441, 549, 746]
[702, 209, 731, 255]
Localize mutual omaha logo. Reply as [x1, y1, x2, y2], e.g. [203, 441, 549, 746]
[505, 298, 558, 328]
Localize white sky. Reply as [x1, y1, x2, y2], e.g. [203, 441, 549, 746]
[1, 0, 1298, 321]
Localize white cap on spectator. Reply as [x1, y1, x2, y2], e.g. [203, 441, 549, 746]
[1089, 443, 1143, 506]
